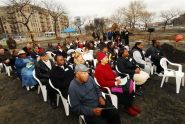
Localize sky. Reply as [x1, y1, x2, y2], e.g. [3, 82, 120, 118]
[0, 0, 185, 19]
[61, 0, 185, 18]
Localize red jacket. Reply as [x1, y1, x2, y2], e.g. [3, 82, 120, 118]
[94, 63, 117, 88]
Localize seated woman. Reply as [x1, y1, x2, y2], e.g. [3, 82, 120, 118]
[94, 52, 140, 117]
[116, 48, 149, 94]
[15, 50, 37, 91]
[131, 41, 151, 74]
[74, 51, 94, 76]
[83, 46, 94, 69]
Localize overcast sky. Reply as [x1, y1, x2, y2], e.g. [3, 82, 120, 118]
[1, 0, 185, 19]
[61, 0, 185, 18]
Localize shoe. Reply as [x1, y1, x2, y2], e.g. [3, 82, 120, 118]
[125, 107, 138, 117]
[131, 105, 141, 113]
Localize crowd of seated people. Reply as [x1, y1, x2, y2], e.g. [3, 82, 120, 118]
[0, 37, 165, 124]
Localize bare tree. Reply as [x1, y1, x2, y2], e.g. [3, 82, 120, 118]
[140, 11, 154, 30]
[160, 9, 182, 31]
[6, 0, 37, 42]
[94, 18, 106, 36]
[43, 0, 67, 38]
[110, 7, 125, 27]
[84, 23, 95, 34]
[123, 0, 146, 29]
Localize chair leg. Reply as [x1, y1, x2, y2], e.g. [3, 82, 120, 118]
[79, 116, 83, 124]
[42, 88, 47, 102]
[6, 67, 11, 76]
[160, 76, 166, 88]
[57, 94, 60, 106]
[150, 66, 154, 75]
[61, 96, 69, 116]
[182, 76, 184, 86]
[79, 115, 86, 124]
[176, 77, 182, 94]
[26, 86, 30, 91]
[37, 86, 41, 94]
[165, 77, 169, 82]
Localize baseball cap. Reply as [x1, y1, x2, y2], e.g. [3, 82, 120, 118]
[75, 64, 89, 73]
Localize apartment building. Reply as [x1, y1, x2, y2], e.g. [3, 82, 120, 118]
[0, 5, 68, 37]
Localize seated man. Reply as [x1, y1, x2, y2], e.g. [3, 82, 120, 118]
[0, 45, 11, 66]
[69, 64, 121, 124]
[53, 45, 67, 58]
[145, 40, 164, 75]
[35, 51, 56, 108]
[50, 55, 74, 99]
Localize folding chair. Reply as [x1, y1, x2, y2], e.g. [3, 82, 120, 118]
[49, 79, 69, 116]
[160, 58, 184, 94]
[32, 70, 47, 102]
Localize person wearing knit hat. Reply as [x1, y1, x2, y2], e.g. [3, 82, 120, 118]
[97, 52, 107, 62]
[95, 52, 140, 117]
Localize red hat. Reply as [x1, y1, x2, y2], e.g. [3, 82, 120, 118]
[97, 52, 107, 61]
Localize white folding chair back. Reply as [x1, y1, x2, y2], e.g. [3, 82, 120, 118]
[115, 65, 130, 79]
[93, 59, 98, 68]
[3, 63, 12, 76]
[49, 79, 69, 116]
[46, 51, 56, 62]
[160, 58, 184, 94]
[94, 77, 118, 108]
[32, 70, 47, 101]
[94, 77, 112, 94]
[0, 63, 3, 73]
[145, 56, 157, 75]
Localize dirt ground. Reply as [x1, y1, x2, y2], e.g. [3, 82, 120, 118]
[0, 66, 185, 124]
[0, 44, 185, 124]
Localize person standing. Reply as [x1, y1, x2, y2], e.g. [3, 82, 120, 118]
[6, 36, 17, 52]
[123, 28, 130, 46]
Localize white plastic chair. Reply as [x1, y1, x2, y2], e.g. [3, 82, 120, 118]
[3, 63, 12, 76]
[115, 65, 136, 95]
[160, 58, 184, 94]
[32, 70, 47, 102]
[94, 77, 118, 109]
[145, 56, 156, 75]
[93, 59, 98, 68]
[46, 51, 56, 62]
[115, 65, 130, 79]
[0, 63, 3, 73]
[49, 79, 69, 116]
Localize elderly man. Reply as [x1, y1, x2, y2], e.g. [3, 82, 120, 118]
[35, 51, 56, 108]
[68, 64, 121, 124]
